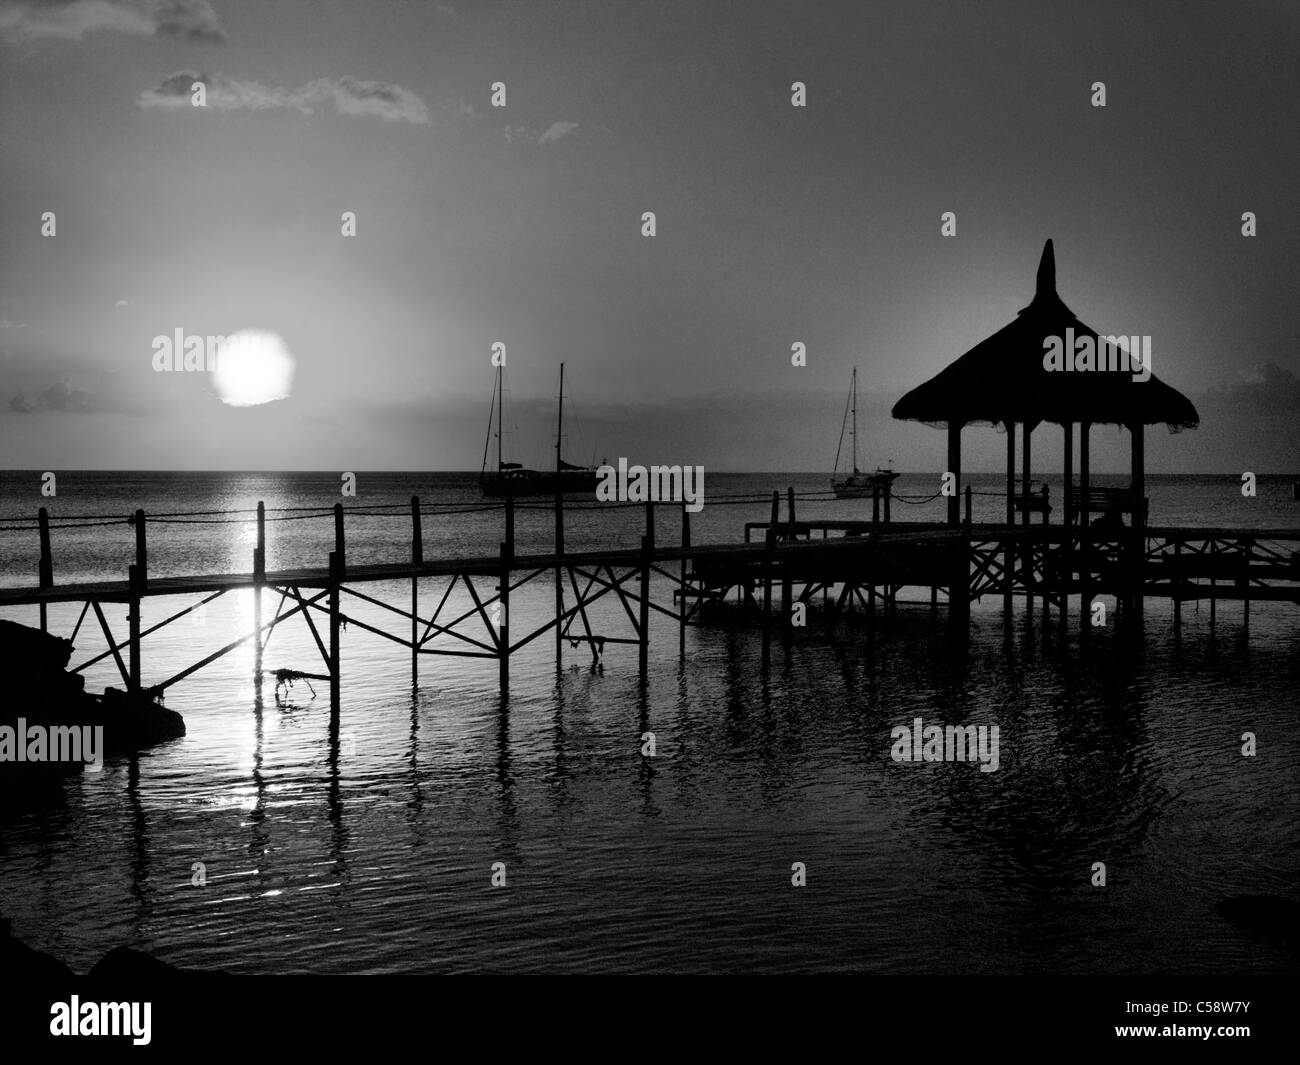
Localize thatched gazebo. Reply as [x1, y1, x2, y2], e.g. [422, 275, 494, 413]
[892, 239, 1198, 528]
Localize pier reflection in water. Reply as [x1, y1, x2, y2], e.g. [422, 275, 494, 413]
[1, 589, 1296, 975]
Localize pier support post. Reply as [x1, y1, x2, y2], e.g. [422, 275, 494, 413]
[679, 501, 689, 660]
[947, 421, 962, 527]
[37, 507, 52, 633]
[1080, 423, 1091, 636]
[762, 523, 774, 668]
[948, 540, 969, 634]
[1061, 423, 1073, 633]
[1004, 420, 1014, 619]
[330, 503, 344, 710]
[555, 488, 564, 669]
[781, 487, 795, 621]
[1130, 421, 1145, 614]
[1022, 421, 1034, 617]
[128, 509, 146, 693]
[500, 495, 513, 697]
[639, 502, 653, 679]
[1201, 546, 1211, 629]
[411, 496, 422, 681]
[254, 501, 265, 683]
[1242, 537, 1251, 633]
[1174, 539, 1182, 634]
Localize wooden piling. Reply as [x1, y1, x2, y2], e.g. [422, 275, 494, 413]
[555, 488, 565, 669]
[1022, 421, 1034, 617]
[639, 501, 653, 679]
[500, 495, 513, 696]
[330, 503, 344, 709]
[948, 539, 969, 632]
[1173, 539, 1182, 632]
[1131, 422, 1145, 614]
[762, 522, 774, 668]
[1201, 540, 1211, 624]
[128, 509, 146, 693]
[781, 487, 794, 619]
[947, 422, 962, 527]
[37, 507, 52, 633]
[1079, 423, 1090, 636]
[411, 496, 422, 679]
[1243, 537, 1252, 632]
[1004, 420, 1014, 619]
[254, 501, 265, 682]
[679, 501, 689, 660]
[1061, 423, 1073, 633]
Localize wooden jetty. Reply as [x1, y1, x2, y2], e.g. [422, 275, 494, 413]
[0, 490, 1296, 706]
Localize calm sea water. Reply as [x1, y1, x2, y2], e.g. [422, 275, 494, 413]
[0, 471, 1297, 974]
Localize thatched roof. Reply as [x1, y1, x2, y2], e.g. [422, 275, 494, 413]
[891, 240, 1199, 431]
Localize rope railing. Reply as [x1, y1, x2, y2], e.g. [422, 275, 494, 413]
[0, 482, 1028, 532]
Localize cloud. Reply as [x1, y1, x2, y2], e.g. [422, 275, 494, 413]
[8, 376, 90, 412]
[138, 71, 432, 124]
[1201, 362, 1300, 416]
[114, 299, 129, 307]
[503, 121, 582, 146]
[7, 370, 153, 416]
[537, 120, 579, 145]
[0, 0, 226, 44]
[442, 98, 476, 120]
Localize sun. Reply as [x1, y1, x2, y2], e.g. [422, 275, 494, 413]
[213, 329, 296, 406]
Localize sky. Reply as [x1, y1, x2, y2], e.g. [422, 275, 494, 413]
[1, 0, 1297, 473]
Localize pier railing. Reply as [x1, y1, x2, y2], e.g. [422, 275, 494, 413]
[2, 489, 1296, 702]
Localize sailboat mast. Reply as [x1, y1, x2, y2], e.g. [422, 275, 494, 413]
[480, 368, 497, 480]
[496, 363, 503, 474]
[851, 366, 859, 474]
[556, 362, 564, 474]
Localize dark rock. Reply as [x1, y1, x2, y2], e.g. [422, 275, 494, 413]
[96, 688, 187, 751]
[88, 945, 184, 980]
[0, 618, 73, 674]
[1216, 895, 1300, 943]
[0, 931, 77, 981]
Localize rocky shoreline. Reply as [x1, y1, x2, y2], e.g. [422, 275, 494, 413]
[0, 619, 186, 801]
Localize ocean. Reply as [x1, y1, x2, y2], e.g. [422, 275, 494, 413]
[0, 471, 1297, 974]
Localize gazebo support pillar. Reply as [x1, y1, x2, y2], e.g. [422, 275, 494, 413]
[1061, 422, 1073, 630]
[1004, 420, 1015, 617]
[1130, 421, 1145, 613]
[1021, 421, 1033, 616]
[947, 421, 962, 527]
[1005, 422, 1016, 525]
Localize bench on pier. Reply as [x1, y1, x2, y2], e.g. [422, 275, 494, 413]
[1013, 485, 1052, 521]
[743, 521, 814, 543]
[1067, 486, 1148, 527]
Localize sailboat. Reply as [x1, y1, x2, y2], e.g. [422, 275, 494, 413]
[831, 366, 898, 498]
[479, 362, 602, 496]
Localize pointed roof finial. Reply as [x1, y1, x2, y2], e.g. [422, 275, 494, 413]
[1035, 239, 1056, 299]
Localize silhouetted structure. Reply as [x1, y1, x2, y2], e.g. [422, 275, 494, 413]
[892, 239, 1199, 530]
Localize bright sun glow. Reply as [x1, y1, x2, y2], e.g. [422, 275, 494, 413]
[213, 329, 296, 406]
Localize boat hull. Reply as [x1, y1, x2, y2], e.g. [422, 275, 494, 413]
[480, 470, 601, 497]
[831, 471, 899, 499]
